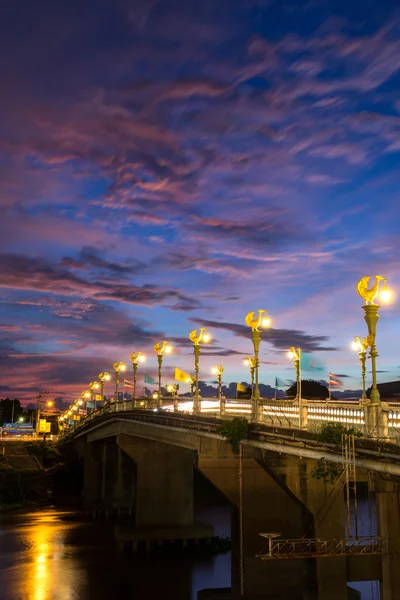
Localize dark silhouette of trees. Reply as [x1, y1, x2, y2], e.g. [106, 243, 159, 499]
[286, 379, 328, 399]
[0, 398, 23, 425]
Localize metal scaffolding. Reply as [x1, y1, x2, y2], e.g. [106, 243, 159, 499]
[257, 534, 388, 560]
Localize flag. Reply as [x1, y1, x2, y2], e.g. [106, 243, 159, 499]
[237, 382, 247, 393]
[144, 373, 155, 384]
[300, 352, 325, 373]
[95, 394, 102, 401]
[175, 367, 192, 383]
[275, 377, 286, 389]
[329, 372, 343, 388]
[124, 378, 134, 389]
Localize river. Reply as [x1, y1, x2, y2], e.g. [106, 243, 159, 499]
[0, 500, 380, 600]
[0, 506, 231, 600]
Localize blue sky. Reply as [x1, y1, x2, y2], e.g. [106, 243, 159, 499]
[1, 0, 400, 402]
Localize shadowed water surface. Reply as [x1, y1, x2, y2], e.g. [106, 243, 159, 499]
[0, 507, 231, 600]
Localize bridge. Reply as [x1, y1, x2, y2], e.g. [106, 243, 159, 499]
[60, 401, 400, 600]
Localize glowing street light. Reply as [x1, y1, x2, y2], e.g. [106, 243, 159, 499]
[244, 356, 256, 398]
[245, 310, 271, 407]
[113, 362, 126, 406]
[287, 347, 301, 401]
[89, 381, 100, 411]
[98, 372, 111, 405]
[189, 328, 211, 413]
[212, 365, 224, 400]
[167, 384, 179, 412]
[154, 342, 172, 408]
[351, 336, 369, 400]
[356, 276, 392, 403]
[130, 352, 146, 404]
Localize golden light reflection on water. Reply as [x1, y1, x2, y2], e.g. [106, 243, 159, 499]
[18, 511, 80, 600]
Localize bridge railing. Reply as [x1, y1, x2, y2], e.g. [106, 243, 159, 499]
[59, 396, 400, 441]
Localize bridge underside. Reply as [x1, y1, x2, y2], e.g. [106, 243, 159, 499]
[70, 414, 400, 600]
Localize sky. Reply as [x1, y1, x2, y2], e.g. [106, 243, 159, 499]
[1, 0, 400, 404]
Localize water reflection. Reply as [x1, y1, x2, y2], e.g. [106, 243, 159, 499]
[0, 510, 87, 600]
[0, 508, 231, 600]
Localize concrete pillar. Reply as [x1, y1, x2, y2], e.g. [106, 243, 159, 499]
[375, 478, 400, 600]
[262, 453, 348, 600]
[81, 442, 103, 509]
[118, 434, 195, 527]
[198, 439, 310, 598]
[299, 399, 308, 430]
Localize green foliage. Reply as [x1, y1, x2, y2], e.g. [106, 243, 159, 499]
[26, 441, 59, 458]
[286, 379, 328, 399]
[216, 417, 249, 454]
[311, 458, 342, 485]
[317, 422, 363, 445]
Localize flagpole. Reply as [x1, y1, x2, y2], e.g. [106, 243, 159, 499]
[274, 378, 277, 400]
[328, 372, 331, 401]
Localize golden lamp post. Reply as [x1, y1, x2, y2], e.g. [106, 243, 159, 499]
[89, 381, 100, 411]
[113, 362, 126, 406]
[351, 336, 369, 400]
[244, 356, 256, 397]
[287, 347, 301, 401]
[212, 365, 224, 399]
[167, 384, 179, 412]
[189, 328, 211, 414]
[356, 276, 392, 403]
[154, 341, 172, 408]
[245, 310, 271, 400]
[130, 352, 146, 404]
[98, 372, 111, 404]
[81, 390, 90, 404]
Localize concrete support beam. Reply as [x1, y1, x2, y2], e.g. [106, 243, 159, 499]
[118, 433, 195, 527]
[374, 478, 400, 600]
[259, 452, 348, 600]
[198, 439, 310, 599]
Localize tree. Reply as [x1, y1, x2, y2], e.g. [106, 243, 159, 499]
[0, 398, 23, 425]
[286, 379, 328, 400]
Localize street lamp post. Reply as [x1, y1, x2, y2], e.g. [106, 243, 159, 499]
[189, 328, 211, 414]
[212, 364, 224, 416]
[287, 347, 301, 401]
[352, 337, 369, 400]
[356, 276, 392, 403]
[245, 310, 271, 420]
[98, 372, 111, 406]
[244, 356, 256, 398]
[81, 391, 90, 416]
[130, 352, 146, 407]
[167, 384, 179, 412]
[89, 381, 100, 412]
[154, 342, 172, 408]
[113, 362, 126, 409]
[212, 364, 224, 399]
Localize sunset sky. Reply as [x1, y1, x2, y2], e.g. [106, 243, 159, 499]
[1, 0, 400, 403]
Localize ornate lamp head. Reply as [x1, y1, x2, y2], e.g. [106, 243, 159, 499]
[99, 371, 111, 382]
[154, 341, 172, 356]
[287, 347, 300, 360]
[356, 275, 392, 305]
[189, 328, 211, 345]
[245, 310, 270, 332]
[113, 361, 126, 373]
[130, 351, 146, 364]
